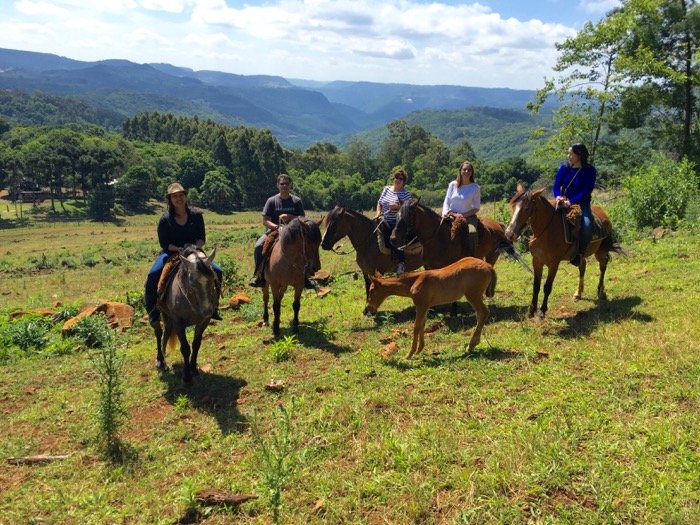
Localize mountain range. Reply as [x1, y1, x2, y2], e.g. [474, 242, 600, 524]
[0, 47, 551, 153]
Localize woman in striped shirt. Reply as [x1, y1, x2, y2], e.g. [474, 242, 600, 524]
[375, 168, 411, 274]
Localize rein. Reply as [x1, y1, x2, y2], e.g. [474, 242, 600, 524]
[397, 206, 438, 251]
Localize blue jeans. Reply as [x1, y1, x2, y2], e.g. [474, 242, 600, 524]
[145, 251, 222, 322]
[253, 234, 267, 274]
[579, 203, 593, 255]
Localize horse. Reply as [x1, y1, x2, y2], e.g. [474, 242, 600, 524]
[154, 246, 219, 383]
[504, 187, 624, 319]
[263, 217, 322, 338]
[321, 205, 423, 298]
[363, 257, 497, 358]
[391, 198, 516, 270]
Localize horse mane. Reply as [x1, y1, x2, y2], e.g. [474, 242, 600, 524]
[180, 245, 216, 276]
[405, 197, 440, 221]
[280, 217, 321, 246]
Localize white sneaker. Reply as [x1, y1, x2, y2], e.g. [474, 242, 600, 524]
[396, 262, 406, 275]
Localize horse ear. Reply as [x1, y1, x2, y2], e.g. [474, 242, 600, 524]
[414, 196, 421, 206]
[206, 247, 216, 265]
[516, 183, 525, 193]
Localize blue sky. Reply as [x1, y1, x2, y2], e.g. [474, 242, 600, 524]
[0, 0, 620, 89]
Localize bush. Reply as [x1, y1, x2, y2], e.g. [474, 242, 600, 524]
[71, 314, 113, 348]
[622, 155, 699, 229]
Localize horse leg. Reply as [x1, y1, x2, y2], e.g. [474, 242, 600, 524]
[538, 263, 561, 318]
[596, 250, 610, 301]
[363, 272, 371, 300]
[407, 304, 428, 358]
[272, 292, 282, 339]
[175, 324, 193, 383]
[529, 260, 544, 318]
[262, 284, 270, 327]
[574, 258, 587, 300]
[189, 323, 208, 378]
[153, 320, 165, 369]
[292, 286, 303, 333]
[466, 294, 489, 352]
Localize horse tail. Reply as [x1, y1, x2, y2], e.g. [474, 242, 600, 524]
[601, 236, 626, 256]
[166, 330, 178, 353]
[486, 267, 497, 298]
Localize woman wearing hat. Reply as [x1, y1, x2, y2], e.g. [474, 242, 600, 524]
[144, 182, 223, 324]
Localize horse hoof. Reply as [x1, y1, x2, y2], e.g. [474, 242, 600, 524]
[573, 293, 581, 301]
[536, 311, 546, 320]
[191, 368, 200, 377]
[156, 360, 166, 370]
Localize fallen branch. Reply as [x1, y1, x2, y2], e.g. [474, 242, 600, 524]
[7, 454, 72, 465]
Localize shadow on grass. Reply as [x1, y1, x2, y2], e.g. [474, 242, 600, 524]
[296, 318, 354, 355]
[159, 368, 248, 435]
[382, 345, 520, 371]
[551, 295, 651, 339]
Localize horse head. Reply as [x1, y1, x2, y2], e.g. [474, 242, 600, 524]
[391, 197, 420, 247]
[505, 188, 544, 241]
[363, 271, 388, 316]
[321, 205, 345, 251]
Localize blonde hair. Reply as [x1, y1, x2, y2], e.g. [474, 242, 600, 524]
[456, 161, 474, 188]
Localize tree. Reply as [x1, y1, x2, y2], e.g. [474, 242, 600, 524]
[115, 165, 157, 212]
[198, 168, 238, 212]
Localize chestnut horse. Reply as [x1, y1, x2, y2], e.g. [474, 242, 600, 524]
[154, 246, 219, 383]
[263, 217, 322, 338]
[363, 257, 496, 358]
[321, 205, 423, 297]
[504, 188, 624, 319]
[391, 198, 516, 269]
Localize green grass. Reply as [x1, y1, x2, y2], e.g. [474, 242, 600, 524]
[1, 204, 700, 524]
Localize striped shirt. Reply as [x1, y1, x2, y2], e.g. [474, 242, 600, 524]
[377, 185, 411, 224]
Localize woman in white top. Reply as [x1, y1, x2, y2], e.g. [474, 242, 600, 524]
[441, 161, 480, 256]
[375, 168, 411, 274]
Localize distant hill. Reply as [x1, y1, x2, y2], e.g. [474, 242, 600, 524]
[0, 47, 551, 153]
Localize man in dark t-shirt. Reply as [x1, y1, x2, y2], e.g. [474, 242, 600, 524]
[249, 174, 309, 287]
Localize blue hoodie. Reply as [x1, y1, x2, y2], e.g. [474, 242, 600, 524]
[553, 163, 596, 206]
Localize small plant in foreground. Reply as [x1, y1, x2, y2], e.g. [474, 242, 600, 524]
[3, 315, 51, 352]
[174, 394, 190, 413]
[269, 335, 298, 362]
[72, 314, 113, 348]
[90, 332, 127, 460]
[250, 400, 297, 525]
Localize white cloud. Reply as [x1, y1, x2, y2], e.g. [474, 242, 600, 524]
[579, 0, 622, 15]
[0, 0, 590, 88]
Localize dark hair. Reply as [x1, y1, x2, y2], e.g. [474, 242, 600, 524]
[277, 173, 292, 185]
[392, 168, 408, 183]
[570, 143, 590, 166]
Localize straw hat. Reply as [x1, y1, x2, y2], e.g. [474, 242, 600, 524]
[166, 182, 187, 196]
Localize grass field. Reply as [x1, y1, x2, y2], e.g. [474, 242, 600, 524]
[1, 203, 700, 524]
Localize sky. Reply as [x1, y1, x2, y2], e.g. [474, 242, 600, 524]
[0, 0, 621, 90]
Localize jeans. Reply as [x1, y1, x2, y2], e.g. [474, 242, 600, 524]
[253, 234, 267, 275]
[579, 203, 593, 255]
[145, 251, 222, 323]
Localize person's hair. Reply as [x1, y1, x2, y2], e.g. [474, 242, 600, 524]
[570, 143, 590, 166]
[277, 173, 293, 186]
[166, 194, 189, 217]
[392, 168, 408, 184]
[457, 161, 475, 187]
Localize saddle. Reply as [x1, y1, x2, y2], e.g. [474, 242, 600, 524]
[560, 204, 605, 245]
[262, 228, 280, 258]
[375, 219, 422, 257]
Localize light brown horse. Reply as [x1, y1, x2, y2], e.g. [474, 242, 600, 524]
[321, 205, 423, 297]
[391, 198, 516, 269]
[262, 217, 322, 338]
[363, 257, 497, 358]
[154, 246, 219, 383]
[504, 187, 624, 319]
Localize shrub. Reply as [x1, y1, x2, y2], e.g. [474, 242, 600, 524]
[622, 155, 698, 229]
[3, 316, 51, 351]
[71, 314, 113, 348]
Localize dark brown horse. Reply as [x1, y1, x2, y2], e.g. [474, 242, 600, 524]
[154, 246, 219, 383]
[262, 217, 322, 337]
[504, 188, 624, 318]
[391, 198, 516, 269]
[321, 205, 423, 297]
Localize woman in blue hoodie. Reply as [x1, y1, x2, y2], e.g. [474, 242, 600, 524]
[553, 143, 596, 266]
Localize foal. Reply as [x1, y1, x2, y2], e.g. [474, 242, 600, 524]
[363, 257, 496, 358]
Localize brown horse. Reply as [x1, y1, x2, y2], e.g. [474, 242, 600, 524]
[504, 188, 624, 319]
[363, 257, 496, 358]
[321, 205, 423, 297]
[154, 246, 219, 383]
[391, 198, 516, 269]
[262, 217, 322, 338]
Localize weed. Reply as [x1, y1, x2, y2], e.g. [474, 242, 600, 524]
[270, 335, 297, 362]
[90, 334, 127, 461]
[2, 316, 51, 352]
[174, 394, 190, 413]
[71, 314, 113, 348]
[250, 400, 297, 525]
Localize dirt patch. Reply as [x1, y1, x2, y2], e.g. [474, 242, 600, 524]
[124, 399, 173, 441]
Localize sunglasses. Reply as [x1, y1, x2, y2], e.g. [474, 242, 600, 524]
[279, 182, 290, 186]
[394, 176, 405, 181]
